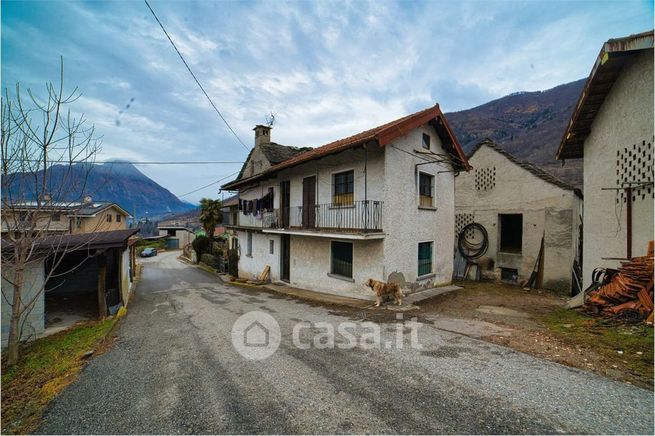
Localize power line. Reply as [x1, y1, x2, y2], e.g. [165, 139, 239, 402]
[16, 160, 244, 165]
[177, 170, 240, 198]
[143, 0, 251, 152]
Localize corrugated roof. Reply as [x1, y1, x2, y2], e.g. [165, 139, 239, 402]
[556, 30, 654, 160]
[223, 104, 469, 190]
[1, 229, 139, 254]
[470, 140, 582, 197]
[8, 201, 130, 217]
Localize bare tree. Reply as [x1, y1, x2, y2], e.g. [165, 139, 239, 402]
[1, 59, 102, 365]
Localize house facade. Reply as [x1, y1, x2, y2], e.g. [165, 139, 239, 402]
[455, 141, 583, 292]
[222, 105, 470, 298]
[556, 31, 654, 289]
[157, 226, 196, 249]
[1, 199, 130, 235]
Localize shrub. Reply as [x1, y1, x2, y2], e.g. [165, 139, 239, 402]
[201, 253, 222, 270]
[192, 235, 211, 258]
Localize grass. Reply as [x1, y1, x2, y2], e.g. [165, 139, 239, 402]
[1, 317, 119, 434]
[542, 308, 654, 384]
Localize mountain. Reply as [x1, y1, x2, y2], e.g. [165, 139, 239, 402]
[446, 79, 586, 187]
[4, 161, 195, 218]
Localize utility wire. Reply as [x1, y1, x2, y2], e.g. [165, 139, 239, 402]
[15, 159, 244, 165]
[177, 170, 240, 198]
[143, 0, 250, 152]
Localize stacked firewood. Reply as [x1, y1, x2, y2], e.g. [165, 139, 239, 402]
[584, 242, 654, 324]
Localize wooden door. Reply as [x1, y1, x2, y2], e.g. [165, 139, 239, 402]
[281, 234, 290, 281]
[302, 176, 316, 228]
[280, 180, 290, 228]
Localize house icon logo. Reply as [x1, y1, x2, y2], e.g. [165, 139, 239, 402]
[231, 311, 281, 360]
[243, 321, 269, 347]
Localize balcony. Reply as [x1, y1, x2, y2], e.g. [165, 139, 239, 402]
[262, 200, 384, 239]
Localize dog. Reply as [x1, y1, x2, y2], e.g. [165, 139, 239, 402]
[365, 278, 404, 307]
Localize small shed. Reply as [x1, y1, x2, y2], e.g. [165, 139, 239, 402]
[1, 229, 138, 346]
[455, 141, 583, 293]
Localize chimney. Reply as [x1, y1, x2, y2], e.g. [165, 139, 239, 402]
[253, 125, 271, 147]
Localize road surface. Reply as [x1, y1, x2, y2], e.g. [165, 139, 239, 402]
[38, 251, 654, 434]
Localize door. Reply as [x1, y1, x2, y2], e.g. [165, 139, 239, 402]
[281, 234, 290, 281]
[280, 180, 290, 228]
[302, 176, 316, 229]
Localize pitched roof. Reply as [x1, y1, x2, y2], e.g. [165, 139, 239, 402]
[556, 30, 654, 160]
[260, 143, 312, 164]
[8, 201, 130, 217]
[235, 143, 310, 181]
[223, 104, 469, 190]
[470, 140, 582, 197]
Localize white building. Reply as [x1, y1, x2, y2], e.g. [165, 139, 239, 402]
[556, 30, 654, 289]
[455, 140, 582, 293]
[222, 105, 470, 299]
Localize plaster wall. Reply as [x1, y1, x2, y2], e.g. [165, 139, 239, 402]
[1, 260, 46, 347]
[582, 50, 654, 289]
[236, 229, 281, 282]
[455, 144, 581, 292]
[383, 125, 456, 288]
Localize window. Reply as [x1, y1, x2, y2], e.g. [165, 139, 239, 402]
[418, 242, 433, 276]
[331, 241, 353, 278]
[76, 218, 82, 228]
[52, 214, 61, 222]
[106, 214, 112, 223]
[419, 173, 434, 207]
[116, 214, 121, 222]
[333, 170, 354, 206]
[422, 133, 431, 150]
[499, 214, 523, 253]
[269, 239, 274, 255]
[167, 229, 177, 236]
[247, 231, 253, 256]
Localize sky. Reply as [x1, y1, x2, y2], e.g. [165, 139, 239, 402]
[2, 0, 652, 203]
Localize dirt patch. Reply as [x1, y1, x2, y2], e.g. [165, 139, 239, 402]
[417, 280, 654, 390]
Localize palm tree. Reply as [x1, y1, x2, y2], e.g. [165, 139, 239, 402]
[199, 198, 223, 241]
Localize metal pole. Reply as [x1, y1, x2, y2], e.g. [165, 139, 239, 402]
[626, 186, 632, 259]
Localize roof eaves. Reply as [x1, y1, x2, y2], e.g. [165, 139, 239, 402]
[556, 30, 654, 161]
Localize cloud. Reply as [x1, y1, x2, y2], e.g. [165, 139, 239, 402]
[2, 0, 652, 202]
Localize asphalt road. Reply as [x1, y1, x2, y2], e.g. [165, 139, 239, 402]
[38, 251, 654, 434]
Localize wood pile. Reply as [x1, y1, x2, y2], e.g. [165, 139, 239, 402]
[584, 242, 654, 323]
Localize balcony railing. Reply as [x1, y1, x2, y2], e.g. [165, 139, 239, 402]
[263, 200, 383, 233]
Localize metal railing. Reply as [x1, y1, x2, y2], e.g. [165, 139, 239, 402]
[263, 200, 383, 233]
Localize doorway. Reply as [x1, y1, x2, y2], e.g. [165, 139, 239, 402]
[281, 234, 290, 282]
[302, 176, 316, 229]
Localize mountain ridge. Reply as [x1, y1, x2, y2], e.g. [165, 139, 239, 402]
[445, 78, 585, 187]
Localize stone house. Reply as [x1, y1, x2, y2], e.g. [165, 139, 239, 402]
[556, 30, 654, 289]
[221, 105, 470, 299]
[455, 140, 583, 292]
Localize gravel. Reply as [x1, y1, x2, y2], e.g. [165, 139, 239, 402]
[37, 252, 654, 434]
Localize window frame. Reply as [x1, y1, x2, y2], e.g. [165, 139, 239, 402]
[269, 239, 274, 255]
[330, 240, 353, 280]
[418, 172, 435, 208]
[332, 169, 355, 206]
[417, 241, 434, 277]
[106, 214, 112, 223]
[246, 230, 253, 257]
[51, 213, 61, 222]
[422, 133, 431, 150]
[116, 214, 122, 223]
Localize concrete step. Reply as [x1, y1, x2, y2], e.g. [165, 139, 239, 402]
[405, 285, 461, 304]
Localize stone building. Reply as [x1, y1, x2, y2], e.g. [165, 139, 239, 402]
[222, 105, 470, 298]
[455, 140, 582, 292]
[556, 30, 654, 289]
